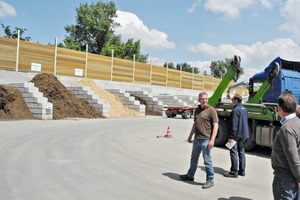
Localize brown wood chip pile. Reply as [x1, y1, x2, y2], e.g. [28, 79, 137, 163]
[76, 79, 143, 118]
[0, 85, 36, 120]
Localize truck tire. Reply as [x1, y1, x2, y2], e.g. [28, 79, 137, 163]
[182, 110, 192, 119]
[215, 118, 228, 146]
[166, 110, 172, 118]
[244, 125, 256, 151]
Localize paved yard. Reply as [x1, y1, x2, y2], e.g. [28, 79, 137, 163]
[0, 117, 273, 200]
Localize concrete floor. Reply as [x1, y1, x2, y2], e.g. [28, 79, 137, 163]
[0, 116, 273, 200]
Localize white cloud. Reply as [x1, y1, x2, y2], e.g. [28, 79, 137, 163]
[187, 38, 300, 81]
[259, 0, 273, 9]
[187, 0, 201, 13]
[188, 60, 212, 74]
[187, 38, 299, 67]
[114, 10, 175, 50]
[279, 0, 300, 39]
[0, 1, 16, 18]
[147, 57, 166, 67]
[204, 0, 254, 18]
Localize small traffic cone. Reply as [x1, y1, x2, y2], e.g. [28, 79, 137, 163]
[165, 126, 172, 138]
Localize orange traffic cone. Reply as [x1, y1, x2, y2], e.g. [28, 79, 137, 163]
[165, 126, 172, 138]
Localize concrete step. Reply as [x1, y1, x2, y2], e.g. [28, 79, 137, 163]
[67, 86, 110, 118]
[154, 94, 187, 107]
[106, 89, 145, 116]
[8, 82, 53, 120]
[126, 90, 164, 114]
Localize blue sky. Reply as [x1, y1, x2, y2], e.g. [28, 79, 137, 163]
[1, 0, 300, 81]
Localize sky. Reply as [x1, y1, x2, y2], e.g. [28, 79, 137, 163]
[1, 0, 300, 82]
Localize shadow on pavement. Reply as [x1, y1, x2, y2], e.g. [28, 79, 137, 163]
[198, 166, 226, 176]
[218, 197, 253, 200]
[217, 146, 272, 159]
[162, 172, 204, 185]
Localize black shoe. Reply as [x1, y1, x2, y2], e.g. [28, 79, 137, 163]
[238, 172, 245, 176]
[223, 172, 238, 178]
[179, 174, 194, 181]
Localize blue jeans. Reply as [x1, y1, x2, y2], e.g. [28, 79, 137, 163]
[187, 139, 214, 181]
[273, 176, 299, 200]
[230, 138, 245, 174]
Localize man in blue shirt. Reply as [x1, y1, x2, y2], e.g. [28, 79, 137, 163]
[224, 94, 249, 178]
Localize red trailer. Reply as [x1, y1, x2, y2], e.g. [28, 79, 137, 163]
[164, 106, 196, 119]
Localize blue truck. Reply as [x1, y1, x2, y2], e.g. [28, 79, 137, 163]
[213, 56, 300, 150]
[249, 57, 300, 104]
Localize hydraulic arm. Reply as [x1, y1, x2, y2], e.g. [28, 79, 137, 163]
[208, 55, 241, 107]
[246, 62, 280, 104]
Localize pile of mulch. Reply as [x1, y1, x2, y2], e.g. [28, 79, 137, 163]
[131, 95, 162, 116]
[0, 85, 35, 120]
[30, 73, 104, 120]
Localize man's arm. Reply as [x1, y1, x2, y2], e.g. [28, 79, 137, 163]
[187, 123, 196, 143]
[208, 122, 219, 148]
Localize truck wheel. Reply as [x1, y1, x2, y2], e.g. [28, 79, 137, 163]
[166, 110, 172, 118]
[215, 118, 228, 146]
[244, 125, 256, 151]
[182, 110, 192, 119]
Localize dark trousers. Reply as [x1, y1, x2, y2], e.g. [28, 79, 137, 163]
[273, 176, 299, 200]
[230, 138, 245, 174]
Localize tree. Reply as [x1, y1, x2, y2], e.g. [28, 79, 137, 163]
[101, 35, 148, 63]
[64, 1, 119, 54]
[64, 1, 148, 63]
[1, 23, 30, 41]
[163, 62, 176, 69]
[163, 62, 200, 74]
[210, 58, 244, 79]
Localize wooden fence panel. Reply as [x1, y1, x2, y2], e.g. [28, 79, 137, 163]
[151, 65, 167, 86]
[181, 71, 193, 89]
[87, 54, 111, 80]
[203, 76, 214, 91]
[134, 62, 151, 84]
[19, 41, 55, 74]
[0, 37, 17, 71]
[167, 69, 181, 88]
[0, 37, 251, 95]
[113, 58, 133, 82]
[193, 74, 204, 91]
[56, 48, 86, 77]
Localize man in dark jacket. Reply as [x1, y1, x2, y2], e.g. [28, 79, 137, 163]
[224, 94, 249, 178]
[272, 91, 300, 199]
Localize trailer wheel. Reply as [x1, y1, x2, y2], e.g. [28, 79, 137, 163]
[215, 118, 228, 146]
[182, 110, 192, 119]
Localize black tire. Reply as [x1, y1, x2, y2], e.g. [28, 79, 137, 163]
[215, 118, 229, 146]
[166, 110, 172, 118]
[182, 110, 192, 119]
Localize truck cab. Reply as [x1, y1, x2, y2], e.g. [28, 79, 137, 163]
[249, 57, 300, 104]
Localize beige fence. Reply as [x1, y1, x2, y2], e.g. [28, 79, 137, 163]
[0, 36, 247, 94]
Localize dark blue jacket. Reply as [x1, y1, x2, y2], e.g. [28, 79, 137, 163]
[229, 103, 249, 139]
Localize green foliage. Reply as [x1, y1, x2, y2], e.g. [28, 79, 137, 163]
[1, 23, 31, 41]
[163, 62, 200, 74]
[210, 58, 244, 78]
[101, 35, 148, 63]
[63, 1, 148, 63]
[64, 1, 119, 54]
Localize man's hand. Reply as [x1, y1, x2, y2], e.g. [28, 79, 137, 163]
[208, 139, 215, 149]
[187, 135, 193, 143]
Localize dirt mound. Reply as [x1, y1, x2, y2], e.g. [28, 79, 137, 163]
[0, 85, 35, 120]
[76, 79, 142, 118]
[131, 95, 162, 116]
[30, 73, 104, 120]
